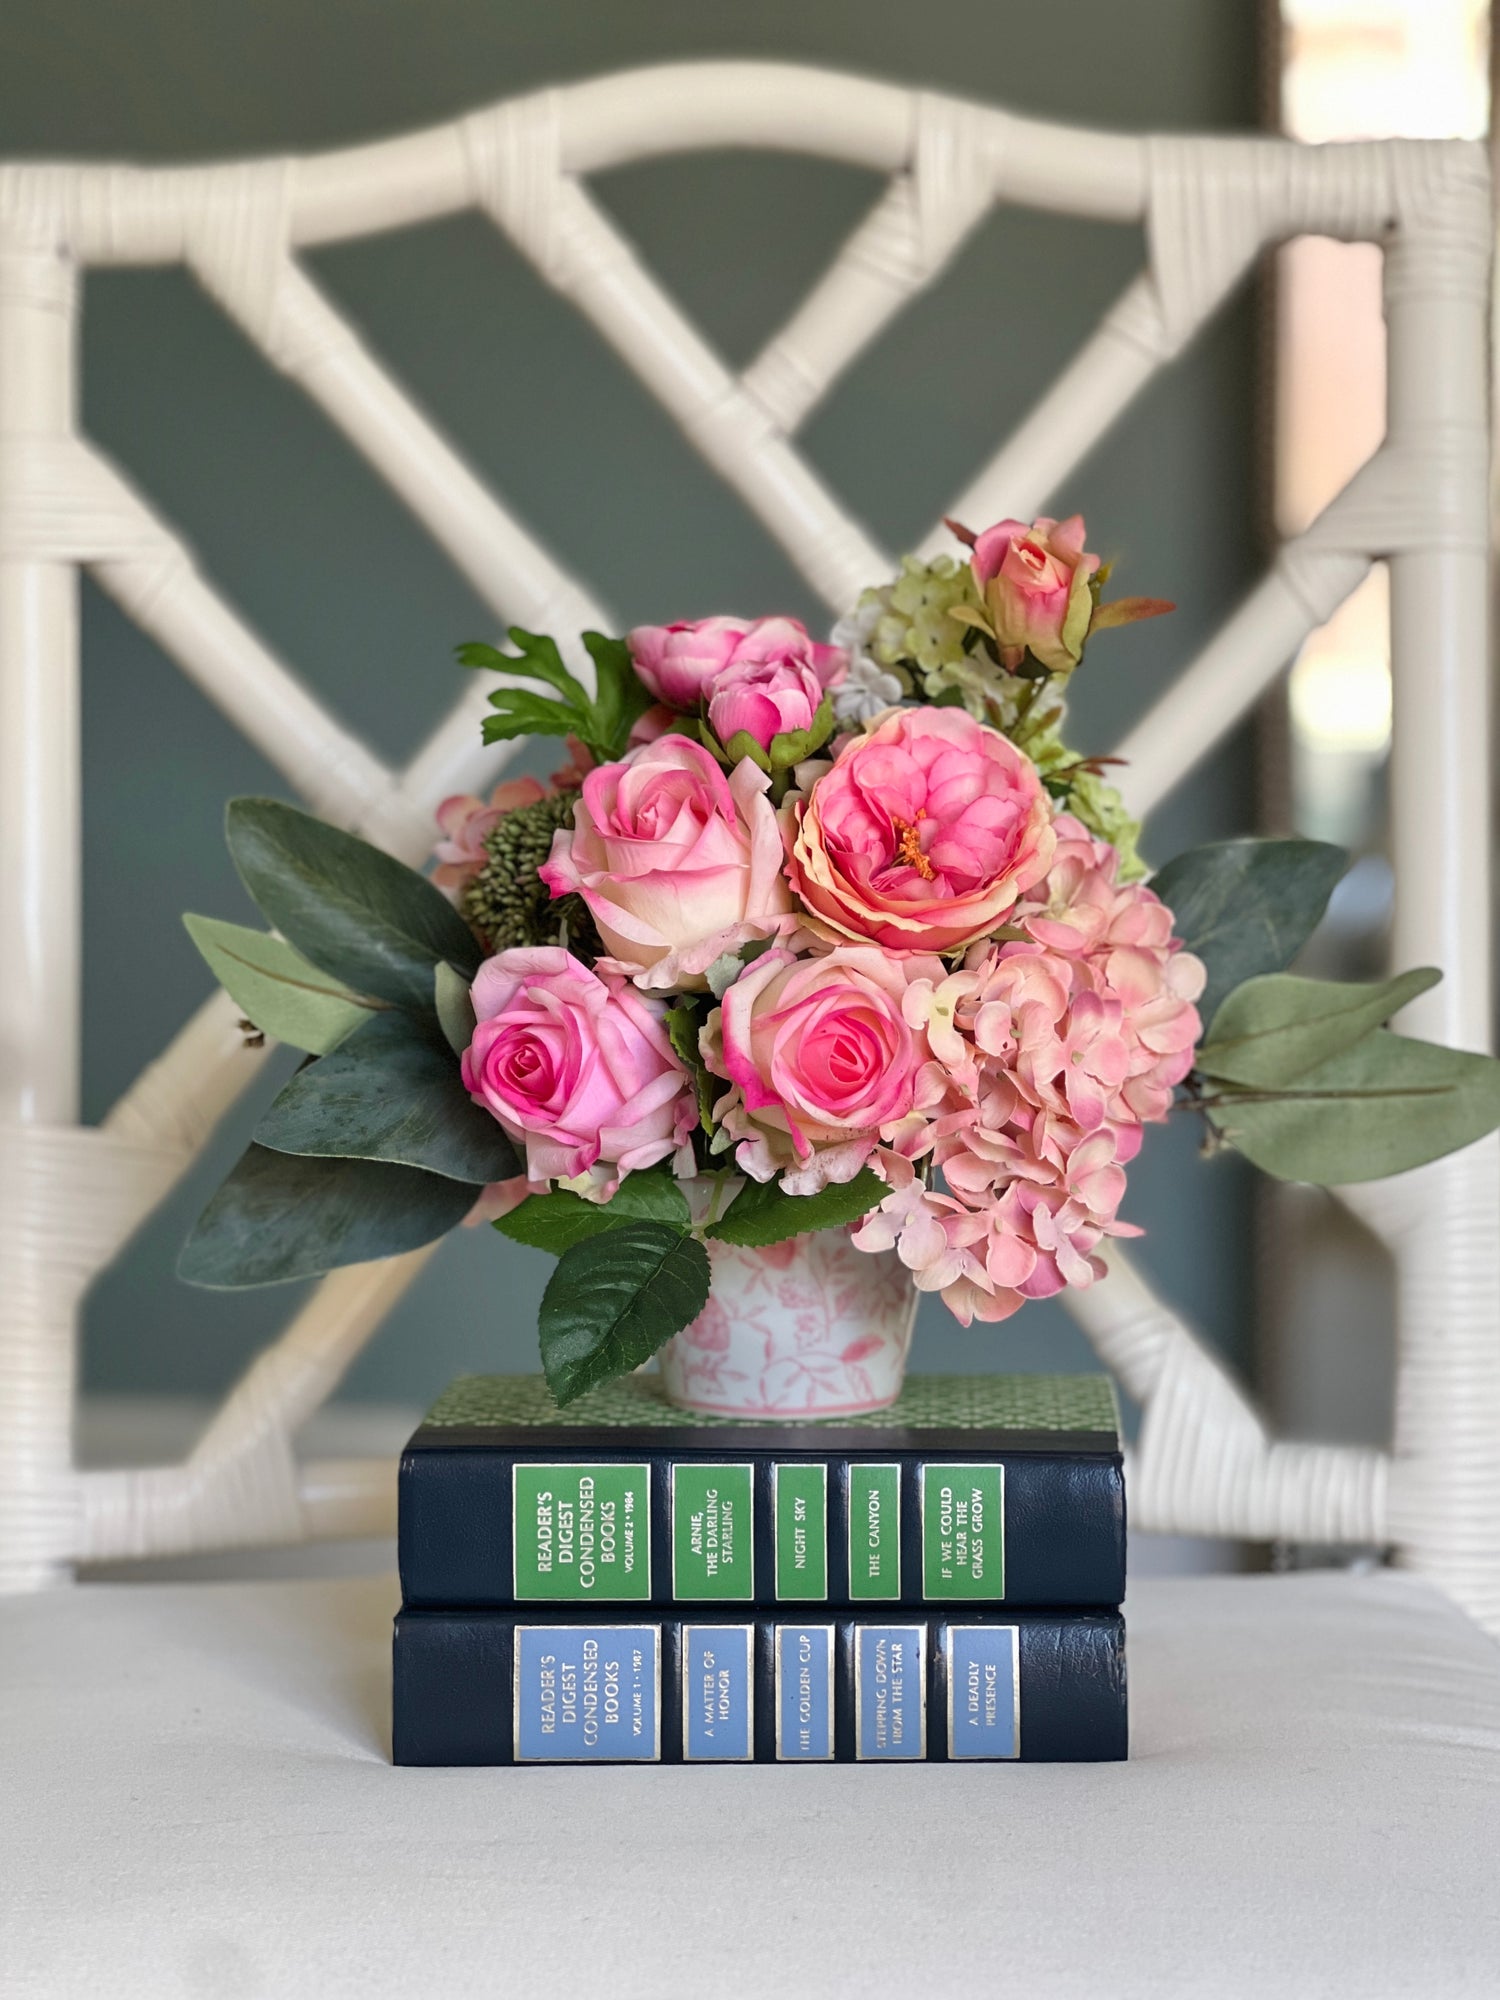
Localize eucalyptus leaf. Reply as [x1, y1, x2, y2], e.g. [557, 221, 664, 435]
[182, 913, 377, 1054]
[707, 1167, 885, 1248]
[434, 961, 476, 1058]
[539, 1222, 711, 1405]
[178, 1144, 475, 1287]
[253, 1012, 519, 1183]
[1150, 837, 1348, 1026]
[1205, 1031, 1500, 1184]
[1198, 968, 1442, 1089]
[226, 798, 481, 1011]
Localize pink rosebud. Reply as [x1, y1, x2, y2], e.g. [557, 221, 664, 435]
[628, 614, 846, 714]
[708, 945, 943, 1194]
[708, 651, 826, 753]
[538, 733, 793, 989]
[461, 947, 695, 1191]
[433, 777, 547, 897]
[969, 514, 1100, 673]
[786, 706, 1056, 955]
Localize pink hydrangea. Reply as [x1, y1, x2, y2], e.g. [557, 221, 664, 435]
[852, 815, 1203, 1324]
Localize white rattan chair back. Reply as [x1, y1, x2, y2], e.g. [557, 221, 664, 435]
[1, 65, 1494, 1627]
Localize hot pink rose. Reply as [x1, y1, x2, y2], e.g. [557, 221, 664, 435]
[628, 614, 845, 714]
[970, 514, 1099, 673]
[432, 777, 547, 896]
[461, 947, 694, 1191]
[786, 706, 1056, 955]
[708, 945, 941, 1194]
[539, 733, 793, 989]
[708, 652, 827, 753]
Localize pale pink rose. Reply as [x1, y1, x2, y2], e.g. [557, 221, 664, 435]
[969, 514, 1099, 673]
[432, 777, 547, 896]
[461, 946, 695, 1191]
[786, 706, 1056, 954]
[708, 652, 827, 753]
[628, 614, 846, 713]
[707, 945, 942, 1194]
[539, 733, 793, 990]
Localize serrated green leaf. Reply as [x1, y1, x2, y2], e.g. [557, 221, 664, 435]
[480, 692, 586, 745]
[1198, 968, 1442, 1089]
[494, 1190, 624, 1254]
[226, 798, 481, 1012]
[253, 1011, 518, 1183]
[583, 630, 654, 759]
[539, 1223, 711, 1404]
[666, 997, 718, 1132]
[178, 1144, 474, 1288]
[707, 1166, 885, 1247]
[1205, 1030, 1500, 1184]
[434, 961, 476, 1057]
[1150, 837, 1348, 1026]
[182, 913, 378, 1054]
[501, 627, 592, 708]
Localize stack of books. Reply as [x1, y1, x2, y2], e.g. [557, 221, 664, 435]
[392, 1373, 1127, 1764]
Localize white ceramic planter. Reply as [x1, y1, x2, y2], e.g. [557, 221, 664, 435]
[657, 1219, 918, 1419]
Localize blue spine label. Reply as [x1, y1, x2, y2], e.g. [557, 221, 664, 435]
[513, 1625, 660, 1761]
[946, 1626, 1020, 1759]
[682, 1625, 754, 1761]
[775, 1623, 834, 1761]
[855, 1624, 926, 1760]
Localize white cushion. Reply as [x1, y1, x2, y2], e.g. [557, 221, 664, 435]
[5, 1568, 1499, 1998]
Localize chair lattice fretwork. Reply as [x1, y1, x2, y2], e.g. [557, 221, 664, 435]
[1, 64, 1494, 1631]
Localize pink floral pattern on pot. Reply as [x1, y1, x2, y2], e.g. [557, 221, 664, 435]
[657, 1228, 918, 1418]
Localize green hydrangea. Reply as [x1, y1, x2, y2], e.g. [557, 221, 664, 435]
[866, 554, 981, 673]
[462, 790, 603, 956]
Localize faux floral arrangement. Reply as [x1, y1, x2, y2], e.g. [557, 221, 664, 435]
[179, 515, 1500, 1404]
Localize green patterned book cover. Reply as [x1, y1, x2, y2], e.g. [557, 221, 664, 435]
[399, 1373, 1125, 1612]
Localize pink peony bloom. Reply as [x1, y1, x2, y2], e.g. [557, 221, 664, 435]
[432, 777, 547, 896]
[969, 514, 1100, 673]
[785, 706, 1056, 954]
[539, 733, 793, 990]
[461, 946, 695, 1192]
[628, 614, 845, 714]
[707, 945, 943, 1194]
[708, 651, 827, 753]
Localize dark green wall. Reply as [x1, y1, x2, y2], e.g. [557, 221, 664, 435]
[0, 0, 1260, 1400]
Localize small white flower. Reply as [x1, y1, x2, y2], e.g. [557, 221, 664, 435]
[831, 653, 906, 728]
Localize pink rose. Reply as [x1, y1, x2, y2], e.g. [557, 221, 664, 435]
[786, 706, 1056, 955]
[629, 614, 845, 714]
[461, 947, 694, 1191]
[539, 733, 793, 989]
[432, 777, 547, 896]
[969, 514, 1099, 673]
[708, 945, 940, 1193]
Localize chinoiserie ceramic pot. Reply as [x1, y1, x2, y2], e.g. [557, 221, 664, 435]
[656, 1190, 918, 1419]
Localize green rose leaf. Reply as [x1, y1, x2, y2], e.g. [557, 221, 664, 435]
[707, 1166, 886, 1247]
[178, 1144, 475, 1288]
[226, 798, 481, 1012]
[1149, 837, 1348, 1027]
[1197, 968, 1442, 1090]
[182, 913, 379, 1054]
[495, 1167, 692, 1254]
[434, 961, 476, 1058]
[1205, 1030, 1500, 1184]
[538, 1222, 711, 1405]
[252, 1011, 519, 1184]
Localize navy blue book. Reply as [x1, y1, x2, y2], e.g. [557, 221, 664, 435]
[399, 1373, 1126, 1611]
[392, 1606, 1127, 1764]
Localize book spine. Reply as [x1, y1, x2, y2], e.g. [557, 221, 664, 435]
[392, 1608, 1127, 1765]
[399, 1448, 1125, 1609]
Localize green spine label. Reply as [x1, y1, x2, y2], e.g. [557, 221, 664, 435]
[921, 1463, 1005, 1600]
[671, 1463, 754, 1600]
[774, 1463, 828, 1601]
[847, 1463, 901, 1601]
[512, 1463, 651, 1601]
